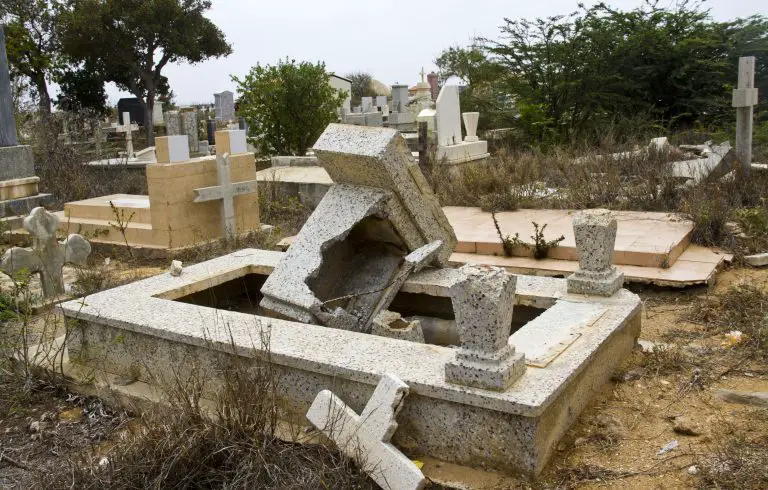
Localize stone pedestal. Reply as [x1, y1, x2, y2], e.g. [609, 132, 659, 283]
[436, 140, 489, 165]
[463, 112, 479, 142]
[0, 145, 52, 221]
[567, 209, 624, 296]
[445, 265, 526, 391]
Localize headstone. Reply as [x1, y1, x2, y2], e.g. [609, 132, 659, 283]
[214, 90, 235, 122]
[733, 56, 758, 177]
[0, 207, 91, 298]
[376, 95, 387, 108]
[306, 374, 426, 490]
[117, 98, 145, 126]
[361, 96, 373, 113]
[238, 116, 248, 132]
[165, 111, 181, 135]
[391, 84, 409, 113]
[436, 85, 462, 147]
[567, 209, 624, 296]
[180, 109, 199, 153]
[193, 151, 257, 239]
[152, 101, 164, 126]
[445, 265, 526, 390]
[364, 111, 383, 127]
[0, 25, 19, 147]
[199, 140, 210, 155]
[155, 135, 190, 164]
[206, 120, 217, 145]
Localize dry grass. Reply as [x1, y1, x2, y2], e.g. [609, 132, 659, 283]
[689, 284, 768, 358]
[698, 430, 768, 489]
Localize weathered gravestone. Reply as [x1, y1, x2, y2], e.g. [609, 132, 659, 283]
[1, 207, 91, 298]
[214, 91, 235, 122]
[164, 111, 181, 136]
[260, 124, 457, 331]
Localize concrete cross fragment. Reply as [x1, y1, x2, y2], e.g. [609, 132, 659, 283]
[115, 111, 139, 160]
[0, 207, 91, 298]
[306, 374, 426, 490]
[193, 152, 257, 239]
[733, 56, 758, 177]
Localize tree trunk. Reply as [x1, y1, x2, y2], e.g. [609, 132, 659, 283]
[144, 84, 155, 146]
[33, 73, 51, 114]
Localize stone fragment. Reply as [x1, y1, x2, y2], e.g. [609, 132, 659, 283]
[672, 416, 702, 436]
[169, 260, 183, 277]
[715, 389, 768, 408]
[306, 374, 426, 490]
[0, 207, 91, 297]
[371, 310, 425, 343]
[567, 209, 624, 296]
[445, 264, 526, 391]
[744, 253, 768, 267]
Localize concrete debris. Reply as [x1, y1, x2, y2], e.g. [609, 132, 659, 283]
[715, 389, 768, 408]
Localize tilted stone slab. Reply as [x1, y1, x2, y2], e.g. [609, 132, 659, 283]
[312, 124, 456, 265]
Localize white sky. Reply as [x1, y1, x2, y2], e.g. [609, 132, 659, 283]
[102, 0, 764, 106]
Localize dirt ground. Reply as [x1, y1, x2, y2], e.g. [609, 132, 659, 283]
[1, 264, 767, 489]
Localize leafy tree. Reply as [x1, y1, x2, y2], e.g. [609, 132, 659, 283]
[345, 71, 375, 107]
[453, 1, 768, 143]
[0, 0, 62, 114]
[59, 0, 232, 144]
[54, 63, 108, 115]
[234, 58, 346, 156]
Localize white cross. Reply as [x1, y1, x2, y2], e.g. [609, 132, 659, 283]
[193, 152, 257, 240]
[306, 374, 426, 490]
[733, 56, 758, 177]
[115, 111, 139, 159]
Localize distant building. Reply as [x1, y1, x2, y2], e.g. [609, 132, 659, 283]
[329, 74, 352, 114]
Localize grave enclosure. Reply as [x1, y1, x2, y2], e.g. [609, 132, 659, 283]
[61, 125, 642, 477]
[58, 130, 261, 254]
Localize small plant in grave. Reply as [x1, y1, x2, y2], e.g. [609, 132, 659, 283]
[108, 200, 135, 259]
[530, 221, 565, 260]
[491, 210, 525, 257]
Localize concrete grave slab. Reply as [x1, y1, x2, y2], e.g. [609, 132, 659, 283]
[61, 248, 641, 476]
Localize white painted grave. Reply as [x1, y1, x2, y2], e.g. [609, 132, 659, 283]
[435, 86, 489, 165]
[115, 111, 139, 160]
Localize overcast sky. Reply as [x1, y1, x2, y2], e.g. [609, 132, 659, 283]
[103, 0, 764, 105]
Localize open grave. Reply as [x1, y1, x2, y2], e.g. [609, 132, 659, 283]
[60, 125, 641, 477]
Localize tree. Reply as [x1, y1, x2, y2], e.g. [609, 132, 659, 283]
[54, 63, 108, 115]
[0, 0, 62, 114]
[234, 58, 346, 156]
[60, 0, 232, 144]
[345, 71, 375, 107]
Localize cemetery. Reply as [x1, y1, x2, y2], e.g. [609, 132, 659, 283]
[0, 1, 767, 489]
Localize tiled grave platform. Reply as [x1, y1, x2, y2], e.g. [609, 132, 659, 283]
[61, 248, 641, 476]
[447, 207, 693, 267]
[278, 207, 727, 286]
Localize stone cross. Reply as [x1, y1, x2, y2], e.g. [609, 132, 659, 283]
[733, 56, 758, 177]
[1, 207, 91, 298]
[115, 111, 139, 160]
[306, 374, 426, 490]
[193, 152, 257, 239]
[0, 24, 19, 147]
